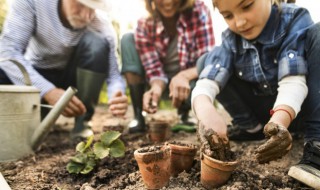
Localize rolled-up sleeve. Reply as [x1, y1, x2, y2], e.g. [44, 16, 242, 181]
[277, 8, 314, 80]
[199, 43, 234, 89]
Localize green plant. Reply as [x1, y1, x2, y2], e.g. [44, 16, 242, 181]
[66, 131, 125, 174]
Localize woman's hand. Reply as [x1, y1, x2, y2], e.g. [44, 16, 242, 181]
[143, 79, 166, 114]
[108, 91, 128, 117]
[43, 88, 86, 117]
[169, 71, 191, 108]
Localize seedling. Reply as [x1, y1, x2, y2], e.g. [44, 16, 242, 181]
[66, 131, 125, 174]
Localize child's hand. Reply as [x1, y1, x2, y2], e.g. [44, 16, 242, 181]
[198, 122, 229, 160]
[255, 122, 292, 163]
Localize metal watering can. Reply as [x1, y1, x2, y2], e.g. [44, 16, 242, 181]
[0, 59, 77, 162]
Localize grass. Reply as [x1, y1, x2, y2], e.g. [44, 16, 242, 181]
[98, 83, 174, 110]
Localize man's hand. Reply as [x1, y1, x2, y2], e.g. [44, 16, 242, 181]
[108, 91, 128, 117]
[198, 122, 230, 160]
[255, 122, 292, 164]
[43, 88, 86, 117]
[169, 72, 190, 108]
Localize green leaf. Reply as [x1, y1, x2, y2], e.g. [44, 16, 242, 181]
[76, 135, 94, 153]
[93, 142, 110, 159]
[66, 161, 85, 174]
[76, 142, 86, 153]
[70, 153, 87, 164]
[80, 159, 96, 174]
[85, 135, 94, 149]
[110, 139, 125, 158]
[100, 131, 121, 146]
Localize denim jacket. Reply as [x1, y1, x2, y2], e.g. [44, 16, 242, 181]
[200, 4, 314, 95]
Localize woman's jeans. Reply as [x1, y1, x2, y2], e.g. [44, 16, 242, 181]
[198, 23, 320, 142]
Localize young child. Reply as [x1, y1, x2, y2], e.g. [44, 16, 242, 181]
[192, 0, 320, 188]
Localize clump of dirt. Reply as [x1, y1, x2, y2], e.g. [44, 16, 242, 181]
[197, 122, 236, 162]
[209, 135, 236, 162]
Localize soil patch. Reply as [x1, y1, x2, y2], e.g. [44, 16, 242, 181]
[0, 105, 313, 190]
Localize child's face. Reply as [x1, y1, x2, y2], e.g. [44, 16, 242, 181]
[154, 0, 181, 18]
[214, 0, 272, 40]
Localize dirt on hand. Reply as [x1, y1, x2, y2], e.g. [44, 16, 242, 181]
[198, 122, 235, 161]
[255, 122, 293, 164]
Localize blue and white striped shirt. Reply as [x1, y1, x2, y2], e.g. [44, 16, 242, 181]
[0, 0, 125, 97]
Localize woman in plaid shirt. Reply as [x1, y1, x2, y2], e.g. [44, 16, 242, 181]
[121, 0, 215, 133]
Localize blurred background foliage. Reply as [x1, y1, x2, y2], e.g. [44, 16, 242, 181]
[0, 0, 8, 33]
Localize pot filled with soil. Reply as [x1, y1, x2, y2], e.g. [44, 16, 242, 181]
[201, 152, 238, 189]
[147, 120, 171, 143]
[166, 141, 197, 176]
[134, 145, 171, 189]
[198, 125, 238, 189]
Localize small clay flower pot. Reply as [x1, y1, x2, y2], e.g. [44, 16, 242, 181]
[167, 141, 197, 176]
[147, 120, 171, 143]
[134, 145, 171, 189]
[200, 152, 238, 189]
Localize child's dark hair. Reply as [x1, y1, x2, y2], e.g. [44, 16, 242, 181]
[212, 0, 281, 8]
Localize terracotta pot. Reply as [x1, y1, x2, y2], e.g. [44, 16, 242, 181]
[147, 120, 171, 143]
[200, 153, 238, 189]
[134, 145, 171, 189]
[167, 142, 197, 176]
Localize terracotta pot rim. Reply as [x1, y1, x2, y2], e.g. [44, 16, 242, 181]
[168, 143, 197, 149]
[202, 152, 238, 165]
[148, 120, 171, 127]
[168, 143, 197, 155]
[134, 146, 171, 156]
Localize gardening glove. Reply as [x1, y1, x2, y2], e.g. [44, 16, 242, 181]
[198, 122, 230, 161]
[255, 122, 292, 164]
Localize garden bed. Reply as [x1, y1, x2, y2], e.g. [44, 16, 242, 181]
[0, 105, 312, 189]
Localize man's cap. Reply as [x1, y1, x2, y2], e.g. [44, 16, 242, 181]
[77, 0, 109, 12]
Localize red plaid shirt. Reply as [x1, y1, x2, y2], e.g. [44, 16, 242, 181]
[134, 0, 215, 81]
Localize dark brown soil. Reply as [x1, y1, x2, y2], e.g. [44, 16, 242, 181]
[0, 105, 313, 190]
[166, 141, 197, 149]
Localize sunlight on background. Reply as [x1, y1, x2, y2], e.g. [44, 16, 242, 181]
[107, 0, 320, 45]
[4, 0, 320, 44]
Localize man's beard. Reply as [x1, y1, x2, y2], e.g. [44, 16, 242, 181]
[68, 15, 91, 29]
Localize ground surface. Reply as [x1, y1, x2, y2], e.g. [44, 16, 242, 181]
[0, 105, 313, 190]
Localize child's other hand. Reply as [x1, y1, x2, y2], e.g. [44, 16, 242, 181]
[255, 122, 292, 163]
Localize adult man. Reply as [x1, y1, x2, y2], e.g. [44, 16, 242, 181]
[0, 0, 128, 138]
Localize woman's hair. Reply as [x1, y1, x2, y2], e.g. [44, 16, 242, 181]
[145, 0, 195, 18]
